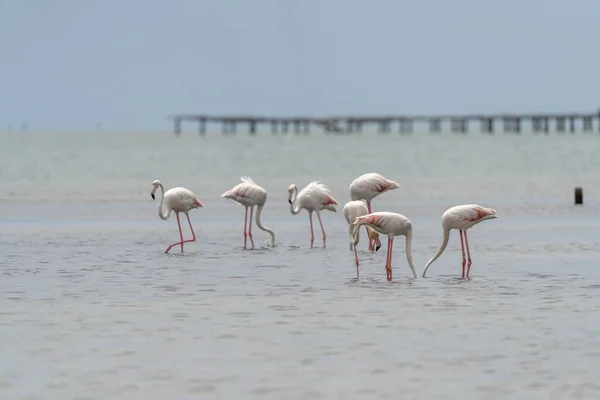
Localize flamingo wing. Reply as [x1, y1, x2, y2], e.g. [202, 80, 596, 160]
[305, 181, 339, 206]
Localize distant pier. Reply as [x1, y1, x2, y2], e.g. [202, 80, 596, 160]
[169, 110, 600, 136]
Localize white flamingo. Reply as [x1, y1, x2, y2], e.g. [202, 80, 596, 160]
[288, 181, 338, 248]
[353, 211, 417, 281]
[343, 200, 382, 278]
[150, 180, 203, 254]
[349, 172, 400, 250]
[221, 176, 275, 249]
[422, 204, 498, 279]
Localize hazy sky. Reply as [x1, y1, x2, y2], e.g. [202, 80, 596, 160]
[1, 0, 598, 130]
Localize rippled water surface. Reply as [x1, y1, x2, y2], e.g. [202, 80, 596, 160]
[1, 130, 600, 399]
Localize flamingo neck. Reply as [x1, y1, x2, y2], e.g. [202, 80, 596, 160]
[156, 184, 171, 220]
[289, 187, 301, 215]
[405, 229, 417, 278]
[422, 227, 450, 277]
[255, 202, 275, 246]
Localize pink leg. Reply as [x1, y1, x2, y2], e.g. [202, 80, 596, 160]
[354, 245, 359, 279]
[459, 230, 466, 278]
[165, 212, 197, 254]
[248, 207, 255, 249]
[367, 200, 374, 251]
[464, 230, 473, 279]
[386, 237, 394, 280]
[316, 211, 327, 247]
[308, 212, 314, 248]
[243, 206, 248, 249]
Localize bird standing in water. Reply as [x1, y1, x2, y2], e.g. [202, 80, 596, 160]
[422, 204, 498, 279]
[221, 176, 275, 249]
[150, 180, 203, 254]
[349, 173, 400, 250]
[353, 211, 417, 281]
[288, 181, 338, 248]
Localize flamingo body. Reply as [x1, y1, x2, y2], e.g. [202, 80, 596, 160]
[349, 173, 400, 203]
[349, 173, 399, 250]
[221, 177, 275, 248]
[343, 200, 382, 277]
[288, 181, 338, 248]
[352, 211, 417, 281]
[422, 204, 498, 279]
[151, 180, 203, 253]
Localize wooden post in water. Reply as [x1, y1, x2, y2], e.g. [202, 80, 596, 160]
[574, 187, 583, 205]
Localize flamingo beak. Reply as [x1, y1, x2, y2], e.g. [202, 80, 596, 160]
[151, 186, 157, 200]
[288, 199, 292, 204]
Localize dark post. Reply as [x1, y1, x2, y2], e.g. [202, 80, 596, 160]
[198, 118, 206, 135]
[556, 117, 566, 133]
[429, 119, 441, 134]
[532, 117, 541, 134]
[271, 120, 278, 134]
[249, 120, 256, 135]
[481, 118, 493, 134]
[569, 117, 575, 133]
[174, 117, 182, 136]
[574, 187, 583, 205]
[583, 116, 593, 132]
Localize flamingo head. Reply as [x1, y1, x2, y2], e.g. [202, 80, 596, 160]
[366, 226, 381, 251]
[287, 184, 297, 204]
[150, 180, 162, 200]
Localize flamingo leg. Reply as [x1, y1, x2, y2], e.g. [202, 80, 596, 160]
[316, 211, 327, 247]
[386, 237, 394, 280]
[459, 230, 466, 278]
[464, 230, 473, 279]
[165, 212, 196, 254]
[354, 244, 360, 278]
[308, 211, 314, 248]
[248, 206, 255, 249]
[367, 200, 374, 251]
[243, 206, 248, 249]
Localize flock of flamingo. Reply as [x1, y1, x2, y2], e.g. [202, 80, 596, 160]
[150, 172, 498, 281]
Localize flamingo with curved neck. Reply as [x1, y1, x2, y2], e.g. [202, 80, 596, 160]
[353, 211, 417, 281]
[422, 204, 498, 279]
[221, 177, 275, 249]
[151, 180, 203, 253]
[288, 181, 338, 248]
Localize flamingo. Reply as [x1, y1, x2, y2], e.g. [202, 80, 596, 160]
[352, 211, 417, 281]
[150, 180, 203, 254]
[422, 204, 498, 279]
[221, 176, 275, 249]
[288, 181, 338, 248]
[343, 200, 382, 277]
[349, 173, 400, 250]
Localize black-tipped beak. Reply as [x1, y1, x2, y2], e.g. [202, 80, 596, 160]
[375, 244, 381, 251]
[151, 194, 155, 200]
[288, 199, 292, 204]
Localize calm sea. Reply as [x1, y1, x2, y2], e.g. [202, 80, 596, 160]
[1, 129, 600, 400]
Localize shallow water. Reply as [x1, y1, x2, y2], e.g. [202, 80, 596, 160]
[1, 130, 600, 399]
